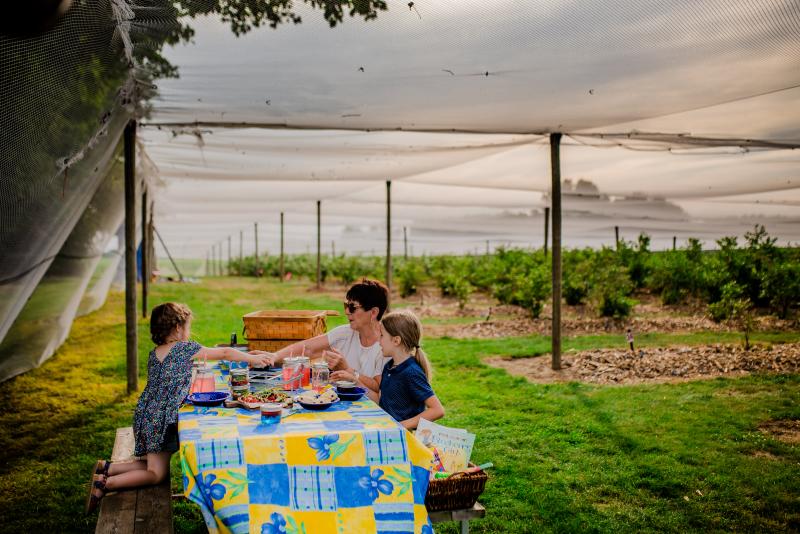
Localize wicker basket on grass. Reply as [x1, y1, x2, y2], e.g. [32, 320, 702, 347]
[425, 464, 488, 512]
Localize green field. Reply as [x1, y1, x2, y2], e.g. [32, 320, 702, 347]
[0, 277, 797, 533]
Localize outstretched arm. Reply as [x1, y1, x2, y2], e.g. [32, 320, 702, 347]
[250, 333, 331, 364]
[197, 346, 274, 368]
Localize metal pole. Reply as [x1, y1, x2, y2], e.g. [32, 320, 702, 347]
[153, 225, 183, 281]
[254, 222, 260, 277]
[316, 201, 321, 289]
[141, 187, 148, 318]
[544, 206, 550, 257]
[386, 180, 392, 290]
[550, 133, 562, 371]
[404, 226, 408, 260]
[124, 120, 138, 394]
[280, 212, 285, 281]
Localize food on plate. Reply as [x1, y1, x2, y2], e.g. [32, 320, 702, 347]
[235, 388, 293, 409]
[296, 388, 338, 405]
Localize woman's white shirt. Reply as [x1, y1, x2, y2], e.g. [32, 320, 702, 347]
[326, 324, 389, 378]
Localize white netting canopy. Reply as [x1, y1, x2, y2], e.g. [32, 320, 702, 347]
[1, 0, 799, 380]
[133, 0, 800, 257]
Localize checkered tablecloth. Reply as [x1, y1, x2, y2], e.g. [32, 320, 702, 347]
[178, 365, 435, 534]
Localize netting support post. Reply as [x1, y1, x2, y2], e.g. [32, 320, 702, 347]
[141, 187, 148, 318]
[124, 120, 138, 394]
[386, 180, 392, 291]
[550, 133, 562, 371]
[280, 212, 285, 282]
[316, 201, 321, 289]
[218, 241, 223, 276]
[544, 206, 550, 257]
[254, 222, 260, 277]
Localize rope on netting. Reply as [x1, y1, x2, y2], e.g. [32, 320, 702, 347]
[110, 0, 135, 66]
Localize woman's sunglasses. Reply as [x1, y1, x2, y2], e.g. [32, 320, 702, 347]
[343, 301, 363, 313]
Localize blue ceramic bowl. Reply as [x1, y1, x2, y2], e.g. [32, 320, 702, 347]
[297, 399, 338, 411]
[187, 391, 229, 406]
[336, 386, 365, 401]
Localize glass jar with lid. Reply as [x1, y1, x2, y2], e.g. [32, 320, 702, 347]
[311, 361, 330, 393]
[282, 357, 302, 391]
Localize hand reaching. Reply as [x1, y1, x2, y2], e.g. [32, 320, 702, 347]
[331, 369, 356, 383]
[323, 348, 347, 371]
[248, 352, 275, 368]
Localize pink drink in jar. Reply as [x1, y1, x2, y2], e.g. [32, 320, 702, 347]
[297, 356, 311, 387]
[282, 357, 302, 390]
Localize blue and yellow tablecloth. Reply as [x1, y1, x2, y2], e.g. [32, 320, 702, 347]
[178, 366, 435, 534]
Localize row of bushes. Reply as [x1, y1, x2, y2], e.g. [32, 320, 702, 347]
[225, 225, 799, 321]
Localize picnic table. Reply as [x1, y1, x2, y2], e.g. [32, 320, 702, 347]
[178, 363, 435, 534]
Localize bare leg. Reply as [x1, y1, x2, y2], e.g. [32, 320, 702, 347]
[107, 460, 147, 477]
[104, 452, 171, 492]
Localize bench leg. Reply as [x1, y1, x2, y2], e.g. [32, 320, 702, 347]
[461, 519, 469, 534]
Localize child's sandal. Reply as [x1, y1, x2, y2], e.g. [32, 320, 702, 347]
[85, 475, 107, 515]
[94, 459, 111, 478]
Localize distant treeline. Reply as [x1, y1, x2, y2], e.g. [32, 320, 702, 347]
[227, 225, 799, 321]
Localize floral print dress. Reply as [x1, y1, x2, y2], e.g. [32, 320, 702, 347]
[133, 340, 201, 456]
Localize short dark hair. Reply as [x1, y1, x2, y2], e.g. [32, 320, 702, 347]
[150, 302, 192, 345]
[346, 278, 389, 320]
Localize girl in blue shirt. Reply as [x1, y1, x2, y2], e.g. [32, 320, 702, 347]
[367, 310, 445, 429]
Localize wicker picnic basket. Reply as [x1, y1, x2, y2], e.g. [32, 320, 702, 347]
[425, 464, 488, 512]
[243, 310, 333, 352]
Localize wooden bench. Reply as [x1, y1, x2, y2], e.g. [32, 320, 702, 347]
[429, 502, 486, 534]
[95, 427, 174, 534]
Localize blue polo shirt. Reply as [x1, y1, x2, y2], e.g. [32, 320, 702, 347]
[378, 357, 435, 423]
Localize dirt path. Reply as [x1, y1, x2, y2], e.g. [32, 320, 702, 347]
[485, 343, 800, 385]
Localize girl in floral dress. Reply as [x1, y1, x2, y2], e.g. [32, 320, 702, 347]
[86, 302, 273, 513]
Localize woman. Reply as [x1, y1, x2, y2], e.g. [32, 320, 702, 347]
[251, 278, 390, 392]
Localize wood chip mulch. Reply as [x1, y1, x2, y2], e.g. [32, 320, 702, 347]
[485, 343, 800, 385]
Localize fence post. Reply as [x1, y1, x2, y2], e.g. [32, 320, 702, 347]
[254, 222, 260, 277]
[124, 120, 138, 394]
[550, 133, 562, 371]
[280, 212, 285, 281]
[316, 201, 321, 289]
[386, 180, 392, 290]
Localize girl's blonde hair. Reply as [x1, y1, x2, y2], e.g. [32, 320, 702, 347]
[381, 310, 432, 381]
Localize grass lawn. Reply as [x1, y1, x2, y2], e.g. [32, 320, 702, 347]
[0, 277, 797, 533]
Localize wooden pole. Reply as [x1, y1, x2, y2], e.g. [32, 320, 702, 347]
[673, 236, 677, 251]
[141, 187, 148, 318]
[386, 180, 392, 290]
[280, 212, 285, 282]
[254, 222, 260, 277]
[544, 206, 550, 257]
[550, 133, 562, 371]
[218, 241, 223, 276]
[124, 120, 138, 394]
[485, 240, 490, 255]
[316, 201, 321, 289]
[615, 225, 620, 250]
[404, 226, 408, 260]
